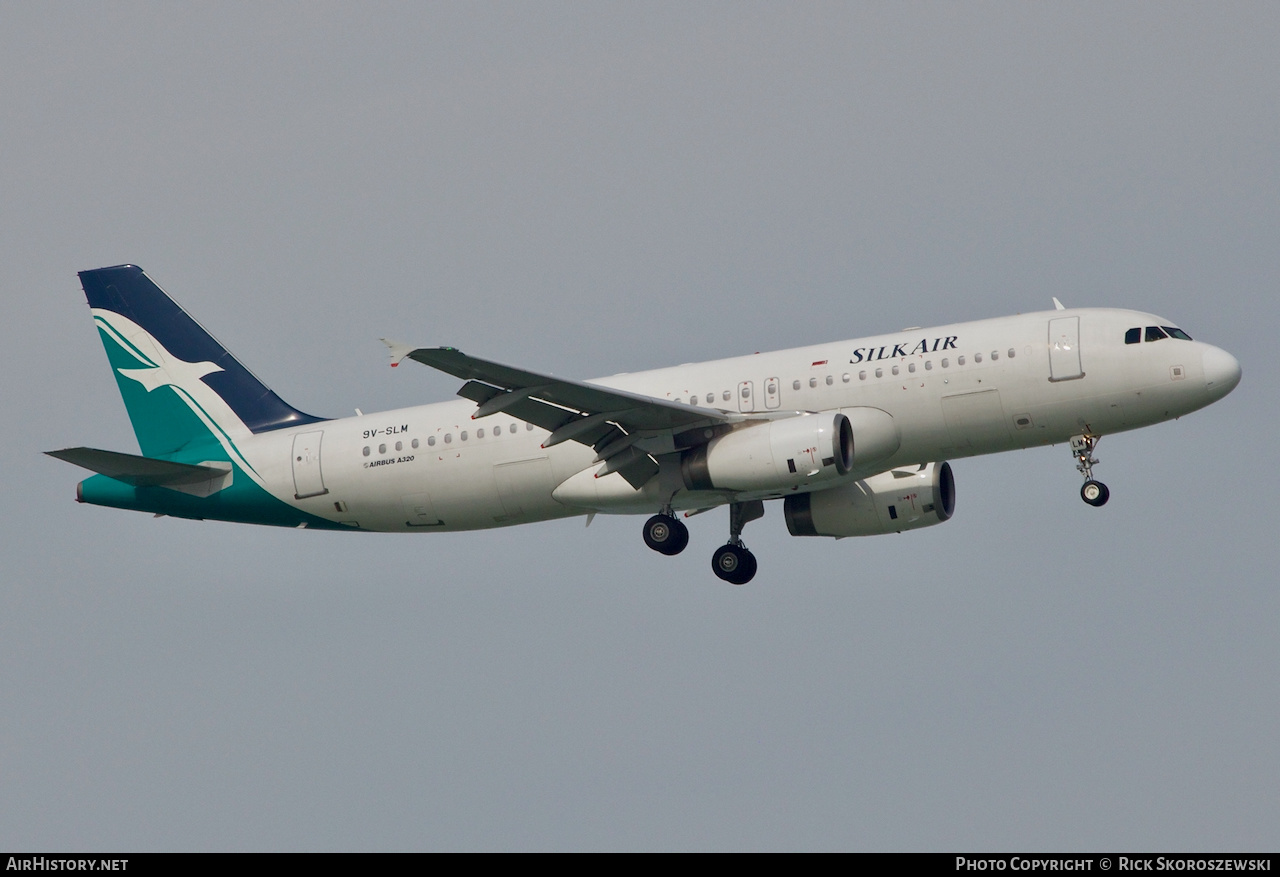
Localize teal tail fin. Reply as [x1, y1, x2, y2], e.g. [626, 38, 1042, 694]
[79, 265, 323, 457]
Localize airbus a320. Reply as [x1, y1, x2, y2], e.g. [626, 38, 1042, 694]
[49, 265, 1241, 584]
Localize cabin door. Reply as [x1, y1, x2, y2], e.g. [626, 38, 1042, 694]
[291, 431, 328, 499]
[1048, 316, 1084, 382]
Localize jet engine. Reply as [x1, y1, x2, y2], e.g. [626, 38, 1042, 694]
[784, 461, 955, 537]
[681, 413, 854, 492]
[839, 406, 901, 467]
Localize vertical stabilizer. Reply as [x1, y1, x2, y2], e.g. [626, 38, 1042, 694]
[79, 265, 323, 457]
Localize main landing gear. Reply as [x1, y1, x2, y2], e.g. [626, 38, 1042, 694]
[643, 507, 689, 556]
[1071, 434, 1110, 507]
[711, 500, 763, 585]
[641, 500, 763, 584]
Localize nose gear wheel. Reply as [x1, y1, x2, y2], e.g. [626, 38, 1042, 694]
[1070, 434, 1109, 507]
[1081, 480, 1110, 507]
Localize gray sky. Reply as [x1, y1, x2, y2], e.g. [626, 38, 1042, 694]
[3, 3, 1276, 851]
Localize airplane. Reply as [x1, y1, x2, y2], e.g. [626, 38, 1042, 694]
[48, 264, 1241, 584]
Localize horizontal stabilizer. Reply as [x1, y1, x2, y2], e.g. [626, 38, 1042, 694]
[45, 447, 230, 488]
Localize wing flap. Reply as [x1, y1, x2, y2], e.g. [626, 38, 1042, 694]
[457, 380, 503, 405]
[612, 451, 661, 489]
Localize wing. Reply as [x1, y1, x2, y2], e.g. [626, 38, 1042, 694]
[384, 342, 750, 489]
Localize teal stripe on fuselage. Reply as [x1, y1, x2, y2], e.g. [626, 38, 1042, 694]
[77, 460, 351, 531]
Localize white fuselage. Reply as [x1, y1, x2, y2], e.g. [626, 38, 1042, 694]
[240, 307, 1236, 532]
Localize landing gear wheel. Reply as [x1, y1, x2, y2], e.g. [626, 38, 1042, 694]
[712, 544, 757, 585]
[1070, 434, 1110, 507]
[643, 514, 689, 555]
[1081, 480, 1110, 507]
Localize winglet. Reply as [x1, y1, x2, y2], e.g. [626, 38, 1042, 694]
[1052, 297, 1066, 311]
[380, 338, 415, 368]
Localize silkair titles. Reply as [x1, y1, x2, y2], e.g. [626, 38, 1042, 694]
[851, 335, 959, 363]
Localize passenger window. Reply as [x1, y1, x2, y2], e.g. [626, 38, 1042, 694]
[427, 436, 436, 447]
[1008, 348, 1016, 358]
[1145, 326, 1168, 342]
[958, 356, 966, 366]
[460, 431, 468, 441]
[1125, 328, 1141, 344]
[362, 446, 370, 457]
[974, 353, 983, 363]
[859, 370, 867, 381]
[809, 377, 817, 388]
[924, 361, 932, 371]
[842, 373, 850, 383]
[908, 362, 916, 373]
[492, 425, 500, 436]
[875, 368, 883, 378]
[941, 358, 949, 368]
[412, 438, 419, 448]
[991, 350, 998, 361]
[707, 393, 715, 404]
[792, 380, 801, 391]
[722, 390, 730, 402]
[444, 434, 451, 444]
[477, 428, 484, 438]
[379, 443, 386, 454]
[891, 365, 899, 376]
[395, 441, 403, 451]
[825, 375, 833, 386]
[1163, 326, 1193, 341]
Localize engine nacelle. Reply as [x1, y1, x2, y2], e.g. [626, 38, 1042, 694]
[784, 461, 956, 537]
[839, 406, 900, 468]
[681, 413, 854, 493]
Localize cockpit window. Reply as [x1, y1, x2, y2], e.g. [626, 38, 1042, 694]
[1125, 327, 1141, 344]
[1163, 326, 1193, 341]
[1145, 326, 1168, 342]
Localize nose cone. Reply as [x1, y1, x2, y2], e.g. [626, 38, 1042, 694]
[1202, 346, 1242, 400]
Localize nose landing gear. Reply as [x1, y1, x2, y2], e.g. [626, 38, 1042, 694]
[1071, 434, 1109, 507]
